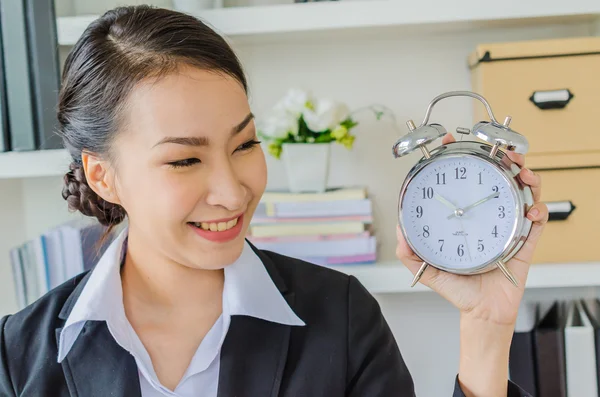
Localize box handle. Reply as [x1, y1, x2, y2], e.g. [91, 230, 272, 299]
[545, 200, 576, 221]
[529, 89, 574, 110]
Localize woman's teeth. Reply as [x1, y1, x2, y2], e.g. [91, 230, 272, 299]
[193, 217, 238, 232]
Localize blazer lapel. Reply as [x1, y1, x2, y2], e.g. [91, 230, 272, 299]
[56, 322, 141, 397]
[56, 271, 141, 397]
[218, 243, 295, 397]
[217, 305, 293, 397]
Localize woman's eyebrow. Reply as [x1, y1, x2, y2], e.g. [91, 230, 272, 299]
[152, 112, 255, 148]
[232, 112, 254, 135]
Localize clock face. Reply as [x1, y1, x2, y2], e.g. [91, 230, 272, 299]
[400, 155, 518, 271]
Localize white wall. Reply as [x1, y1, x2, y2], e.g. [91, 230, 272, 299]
[0, 2, 597, 394]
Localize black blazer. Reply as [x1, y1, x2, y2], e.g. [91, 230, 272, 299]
[0, 244, 529, 396]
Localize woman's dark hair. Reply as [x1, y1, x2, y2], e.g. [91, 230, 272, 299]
[59, 5, 248, 237]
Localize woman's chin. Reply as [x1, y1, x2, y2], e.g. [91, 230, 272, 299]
[184, 235, 247, 270]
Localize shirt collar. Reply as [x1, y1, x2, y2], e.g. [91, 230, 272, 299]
[58, 227, 304, 363]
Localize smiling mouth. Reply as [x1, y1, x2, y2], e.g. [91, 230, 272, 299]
[188, 216, 240, 232]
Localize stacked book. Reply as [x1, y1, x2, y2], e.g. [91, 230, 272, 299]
[9, 220, 112, 309]
[247, 187, 377, 266]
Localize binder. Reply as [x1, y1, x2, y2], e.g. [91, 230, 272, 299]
[0, 0, 36, 151]
[509, 302, 538, 396]
[534, 301, 568, 397]
[24, 0, 62, 150]
[581, 299, 600, 395]
[0, 5, 9, 152]
[564, 300, 598, 397]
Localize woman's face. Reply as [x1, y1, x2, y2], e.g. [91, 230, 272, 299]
[106, 65, 267, 269]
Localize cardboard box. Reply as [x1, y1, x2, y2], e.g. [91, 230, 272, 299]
[469, 37, 600, 170]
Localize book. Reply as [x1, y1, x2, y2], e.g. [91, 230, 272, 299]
[0, 6, 9, 153]
[256, 198, 372, 218]
[248, 221, 366, 238]
[253, 235, 376, 258]
[24, 0, 62, 149]
[534, 301, 567, 397]
[509, 302, 538, 396]
[260, 187, 367, 203]
[0, 0, 36, 151]
[564, 300, 598, 397]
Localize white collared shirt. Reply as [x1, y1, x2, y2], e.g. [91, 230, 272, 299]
[57, 228, 305, 396]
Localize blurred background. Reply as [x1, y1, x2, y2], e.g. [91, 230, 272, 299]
[1, 0, 600, 395]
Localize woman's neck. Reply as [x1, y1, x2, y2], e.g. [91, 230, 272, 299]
[120, 229, 225, 318]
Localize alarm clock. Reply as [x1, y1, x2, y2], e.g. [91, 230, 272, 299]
[392, 91, 534, 288]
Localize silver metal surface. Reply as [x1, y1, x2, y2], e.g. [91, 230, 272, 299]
[392, 123, 447, 158]
[420, 145, 431, 159]
[411, 262, 429, 287]
[392, 91, 529, 158]
[397, 140, 534, 277]
[419, 91, 500, 126]
[473, 121, 529, 155]
[497, 260, 519, 287]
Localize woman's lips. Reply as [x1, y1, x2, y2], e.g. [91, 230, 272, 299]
[188, 213, 244, 243]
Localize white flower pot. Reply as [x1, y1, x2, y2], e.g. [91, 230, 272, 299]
[281, 143, 331, 193]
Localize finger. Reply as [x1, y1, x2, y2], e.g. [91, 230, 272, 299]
[505, 150, 525, 168]
[519, 168, 542, 203]
[441, 133, 456, 145]
[527, 201, 549, 225]
[513, 202, 549, 264]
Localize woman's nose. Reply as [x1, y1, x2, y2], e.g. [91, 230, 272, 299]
[205, 160, 247, 211]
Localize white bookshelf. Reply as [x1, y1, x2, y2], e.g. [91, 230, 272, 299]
[2, 1, 600, 394]
[56, 0, 600, 45]
[0, 149, 70, 179]
[332, 262, 600, 293]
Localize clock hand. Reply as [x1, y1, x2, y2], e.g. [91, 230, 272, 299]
[434, 193, 458, 211]
[446, 191, 499, 220]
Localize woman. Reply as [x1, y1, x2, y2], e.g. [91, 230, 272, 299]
[0, 5, 547, 397]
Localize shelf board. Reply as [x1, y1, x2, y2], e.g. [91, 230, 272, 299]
[0, 149, 71, 179]
[331, 261, 600, 293]
[56, 0, 600, 46]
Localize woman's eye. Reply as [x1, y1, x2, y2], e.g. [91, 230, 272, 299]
[235, 139, 261, 153]
[167, 158, 201, 168]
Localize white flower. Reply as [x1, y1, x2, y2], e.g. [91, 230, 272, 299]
[274, 88, 312, 118]
[257, 109, 299, 139]
[303, 98, 350, 133]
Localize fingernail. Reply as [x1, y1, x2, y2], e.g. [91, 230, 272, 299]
[528, 208, 539, 218]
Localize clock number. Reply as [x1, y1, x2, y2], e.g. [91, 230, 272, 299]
[455, 167, 467, 180]
[492, 186, 499, 197]
[416, 206, 423, 218]
[438, 239, 444, 252]
[478, 172, 483, 185]
[477, 240, 484, 252]
[492, 225, 498, 238]
[498, 206, 506, 219]
[436, 173, 446, 185]
[422, 187, 434, 199]
[423, 225, 430, 238]
[457, 244, 465, 257]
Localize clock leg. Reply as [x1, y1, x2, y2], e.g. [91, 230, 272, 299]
[496, 260, 519, 287]
[411, 262, 429, 287]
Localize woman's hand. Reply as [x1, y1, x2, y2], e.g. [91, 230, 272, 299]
[395, 133, 548, 325]
[395, 133, 548, 396]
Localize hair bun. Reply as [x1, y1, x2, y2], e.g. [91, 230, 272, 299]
[62, 162, 127, 226]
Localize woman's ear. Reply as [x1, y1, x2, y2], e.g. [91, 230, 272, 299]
[81, 152, 121, 206]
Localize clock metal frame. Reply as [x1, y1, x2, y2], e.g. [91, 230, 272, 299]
[397, 140, 534, 276]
